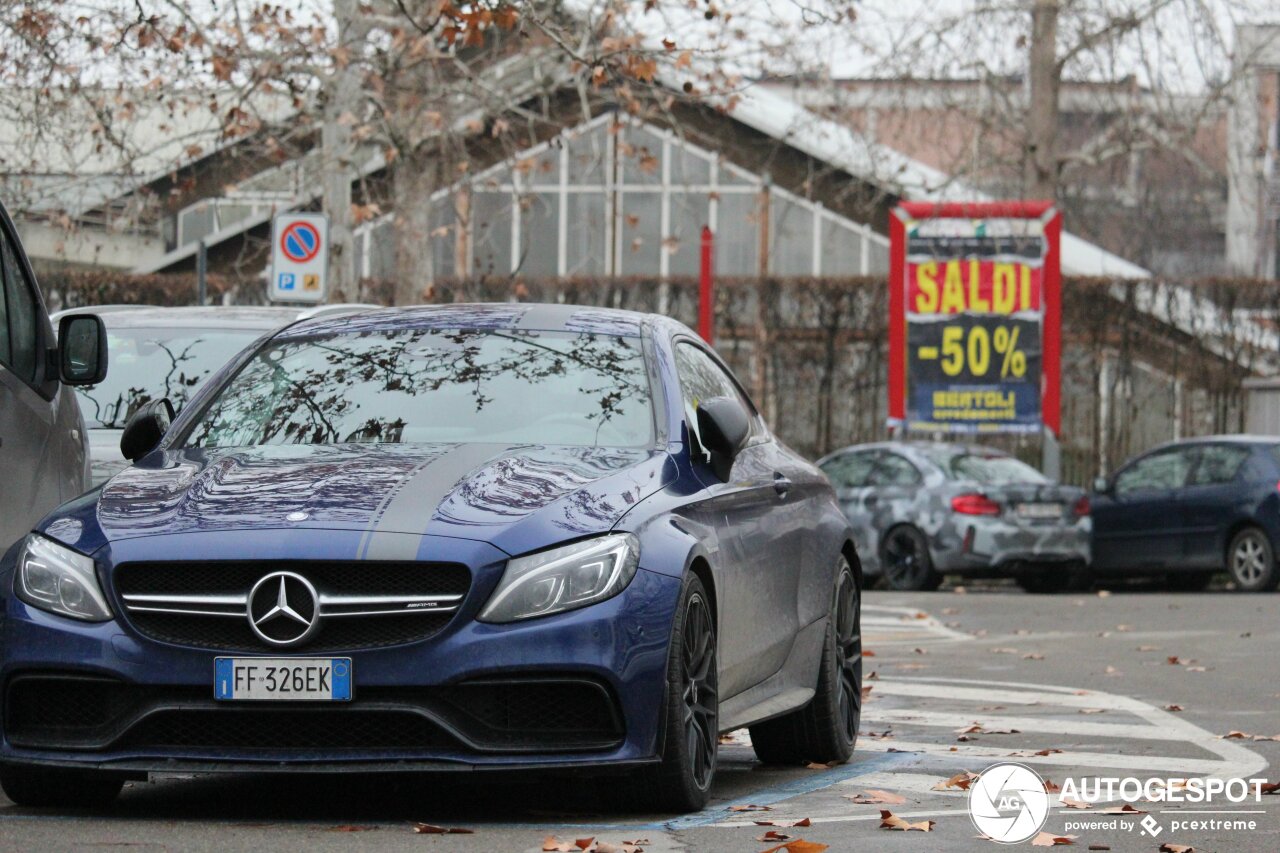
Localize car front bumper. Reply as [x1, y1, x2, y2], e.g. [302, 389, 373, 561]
[0, 532, 681, 775]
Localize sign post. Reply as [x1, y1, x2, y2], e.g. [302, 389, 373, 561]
[269, 212, 329, 303]
[888, 202, 1061, 461]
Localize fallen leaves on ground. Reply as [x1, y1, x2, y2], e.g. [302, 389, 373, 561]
[329, 825, 376, 832]
[932, 771, 979, 791]
[759, 840, 828, 853]
[992, 647, 1020, 655]
[411, 823, 473, 834]
[1164, 704, 1184, 712]
[1060, 797, 1092, 809]
[1031, 832, 1078, 846]
[845, 789, 907, 805]
[1166, 656, 1183, 665]
[1078, 708, 1105, 715]
[1023, 653, 1046, 660]
[862, 650, 876, 657]
[754, 818, 812, 828]
[878, 810, 934, 831]
[913, 647, 928, 655]
[861, 729, 893, 739]
[729, 804, 772, 812]
[757, 830, 793, 842]
[1158, 844, 1195, 853]
[540, 837, 646, 853]
[1259, 781, 1279, 795]
[1043, 779, 1062, 793]
[862, 685, 874, 701]
[805, 761, 836, 770]
[956, 723, 1021, 735]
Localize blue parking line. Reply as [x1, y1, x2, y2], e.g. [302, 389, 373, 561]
[662, 749, 921, 830]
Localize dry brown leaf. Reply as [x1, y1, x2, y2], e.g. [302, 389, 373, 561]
[411, 823, 473, 834]
[1060, 797, 1092, 809]
[1158, 844, 1195, 853]
[753, 818, 811, 828]
[1259, 781, 1279, 795]
[845, 790, 907, 805]
[1023, 653, 1046, 660]
[1078, 708, 1105, 715]
[1031, 832, 1078, 846]
[329, 825, 375, 832]
[542, 837, 576, 853]
[1166, 656, 1183, 665]
[862, 650, 876, 657]
[1222, 731, 1250, 739]
[729, 804, 772, 812]
[878, 810, 934, 832]
[1035, 748, 1064, 756]
[1252, 734, 1280, 742]
[575, 838, 595, 851]
[757, 830, 792, 842]
[1043, 779, 1062, 793]
[1165, 704, 1184, 712]
[932, 771, 979, 790]
[760, 840, 828, 853]
[805, 762, 835, 770]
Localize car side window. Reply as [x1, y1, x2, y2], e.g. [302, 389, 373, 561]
[1114, 447, 1193, 495]
[1188, 445, 1249, 486]
[872, 452, 922, 487]
[0, 228, 38, 384]
[673, 341, 764, 448]
[821, 452, 876, 488]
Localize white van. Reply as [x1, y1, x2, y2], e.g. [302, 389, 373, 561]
[0, 201, 106, 551]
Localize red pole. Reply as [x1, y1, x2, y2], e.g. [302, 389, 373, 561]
[699, 225, 714, 344]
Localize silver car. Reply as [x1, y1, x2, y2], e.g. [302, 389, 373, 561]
[52, 304, 378, 485]
[817, 441, 1091, 592]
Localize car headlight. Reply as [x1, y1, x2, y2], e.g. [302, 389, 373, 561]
[478, 533, 639, 623]
[14, 534, 113, 622]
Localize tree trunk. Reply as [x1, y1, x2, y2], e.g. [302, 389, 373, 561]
[1025, 0, 1060, 201]
[392, 145, 438, 306]
[322, 0, 361, 303]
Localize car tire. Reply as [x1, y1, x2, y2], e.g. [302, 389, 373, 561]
[880, 526, 942, 591]
[749, 556, 860, 766]
[0, 766, 124, 808]
[1227, 528, 1279, 592]
[625, 571, 718, 813]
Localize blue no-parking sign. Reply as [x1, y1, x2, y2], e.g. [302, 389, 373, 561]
[269, 213, 329, 303]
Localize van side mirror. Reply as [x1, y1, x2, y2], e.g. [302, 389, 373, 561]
[120, 398, 175, 462]
[695, 396, 750, 481]
[56, 315, 107, 386]
[1092, 476, 1110, 494]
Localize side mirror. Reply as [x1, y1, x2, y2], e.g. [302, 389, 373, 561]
[56, 314, 107, 386]
[120, 398, 175, 462]
[1092, 476, 1110, 494]
[695, 396, 750, 481]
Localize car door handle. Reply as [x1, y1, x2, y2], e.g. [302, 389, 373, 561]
[773, 474, 792, 496]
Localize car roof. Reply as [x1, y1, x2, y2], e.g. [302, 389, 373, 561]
[50, 305, 371, 331]
[276, 302, 671, 340]
[818, 441, 1011, 463]
[1147, 434, 1280, 451]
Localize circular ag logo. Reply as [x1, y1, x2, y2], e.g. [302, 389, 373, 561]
[248, 571, 320, 647]
[968, 762, 1051, 844]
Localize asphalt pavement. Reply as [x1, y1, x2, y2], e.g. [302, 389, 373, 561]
[2, 582, 1277, 852]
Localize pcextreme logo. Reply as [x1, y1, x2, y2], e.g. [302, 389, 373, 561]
[968, 762, 1051, 844]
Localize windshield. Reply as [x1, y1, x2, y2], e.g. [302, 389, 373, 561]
[76, 326, 265, 429]
[181, 328, 654, 449]
[922, 449, 1048, 485]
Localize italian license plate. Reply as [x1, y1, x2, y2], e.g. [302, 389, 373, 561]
[214, 657, 352, 701]
[1016, 502, 1062, 520]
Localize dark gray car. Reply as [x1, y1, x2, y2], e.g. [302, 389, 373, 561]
[817, 441, 1090, 592]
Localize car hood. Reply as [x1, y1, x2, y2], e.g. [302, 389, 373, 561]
[45, 443, 673, 557]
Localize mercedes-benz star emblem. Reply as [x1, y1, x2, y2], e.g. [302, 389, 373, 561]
[247, 571, 320, 646]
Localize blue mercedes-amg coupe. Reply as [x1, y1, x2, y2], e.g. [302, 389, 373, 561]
[0, 303, 861, 812]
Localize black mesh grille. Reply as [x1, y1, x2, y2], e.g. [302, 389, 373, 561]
[5, 676, 624, 754]
[119, 709, 456, 751]
[114, 561, 470, 652]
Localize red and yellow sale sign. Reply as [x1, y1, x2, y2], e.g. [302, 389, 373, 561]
[888, 203, 1061, 435]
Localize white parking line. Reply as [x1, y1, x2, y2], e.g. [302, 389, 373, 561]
[863, 605, 972, 645]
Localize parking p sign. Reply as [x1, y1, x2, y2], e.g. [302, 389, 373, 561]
[269, 212, 328, 303]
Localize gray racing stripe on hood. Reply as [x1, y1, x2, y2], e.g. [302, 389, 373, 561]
[358, 444, 514, 560]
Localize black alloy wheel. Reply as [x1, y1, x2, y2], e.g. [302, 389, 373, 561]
[750, 556, 860, 765]
[881, 526, 941, 591]
[622, 572, 719, 813]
